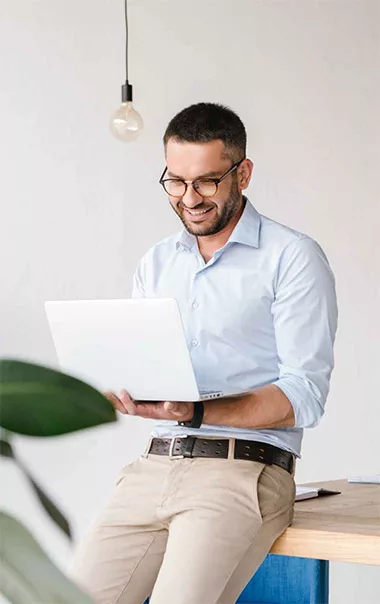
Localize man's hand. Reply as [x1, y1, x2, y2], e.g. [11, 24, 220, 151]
[104, 390, 194, 423]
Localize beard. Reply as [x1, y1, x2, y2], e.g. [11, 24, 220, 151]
[171, 180, 243, 237]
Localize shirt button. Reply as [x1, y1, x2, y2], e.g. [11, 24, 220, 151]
[191, 301, 199, 309]
[191, 339, 199, 347]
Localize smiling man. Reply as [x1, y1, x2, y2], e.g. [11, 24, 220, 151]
[71, 103, 338, 604]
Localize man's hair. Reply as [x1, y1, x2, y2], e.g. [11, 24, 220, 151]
[163, 102, 246, 162]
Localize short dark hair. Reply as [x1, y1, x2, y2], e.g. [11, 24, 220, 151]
[163, 102, 246, 162]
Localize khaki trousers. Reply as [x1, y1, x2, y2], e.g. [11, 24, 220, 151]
[70, 443, 295, 604]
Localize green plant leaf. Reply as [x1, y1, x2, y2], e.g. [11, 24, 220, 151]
[0, 359, 117, 437]
[26, 474, 72, 539]
[0, 437, 72, 539]
[0, 511, 94, 604]
[0, 438, 13, 458]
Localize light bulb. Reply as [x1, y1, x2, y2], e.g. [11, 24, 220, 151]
[110, 101, 143, 142]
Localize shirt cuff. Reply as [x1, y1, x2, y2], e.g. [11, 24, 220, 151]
[274, 375, 325, 428]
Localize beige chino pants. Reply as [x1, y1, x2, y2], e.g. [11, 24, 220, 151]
[70, 441, 295, 604]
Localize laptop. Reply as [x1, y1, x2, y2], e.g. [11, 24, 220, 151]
[45, 298, 224, 402]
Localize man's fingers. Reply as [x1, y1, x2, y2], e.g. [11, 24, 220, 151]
[103, 392, 193, 422]
[163, 401, 180, 414]
[103, 391, 128, 414]
[120, 390, 138, 415]
[163, 401, 194, 421]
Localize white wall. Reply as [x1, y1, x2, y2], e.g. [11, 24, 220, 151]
[1, 0, 379, 602]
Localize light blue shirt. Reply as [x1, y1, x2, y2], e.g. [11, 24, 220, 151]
[132, 199, 338, 456]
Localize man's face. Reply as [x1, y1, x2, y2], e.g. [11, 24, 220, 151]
[164, 139, 244, 237]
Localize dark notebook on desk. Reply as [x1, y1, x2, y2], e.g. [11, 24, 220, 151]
[295, 486, 341, 502]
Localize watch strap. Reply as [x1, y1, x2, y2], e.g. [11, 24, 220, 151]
[178, 402, 204, 429]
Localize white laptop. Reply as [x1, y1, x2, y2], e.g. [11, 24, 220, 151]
[45, 298, 224, 402]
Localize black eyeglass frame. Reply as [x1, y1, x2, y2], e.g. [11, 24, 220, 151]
[159, 158, 245, 198]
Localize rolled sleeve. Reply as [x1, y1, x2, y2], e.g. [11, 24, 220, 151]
[272, 236, 338, 428]
[131, 262, 146, 299]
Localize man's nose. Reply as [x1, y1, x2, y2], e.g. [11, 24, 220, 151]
[182, 184, 202, 208]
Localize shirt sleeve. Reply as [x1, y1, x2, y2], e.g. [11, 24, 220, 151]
[272, 236, 338, 428]
[131, 260, 146, 299]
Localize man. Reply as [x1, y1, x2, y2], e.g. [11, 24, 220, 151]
[71, 103, 338, 604]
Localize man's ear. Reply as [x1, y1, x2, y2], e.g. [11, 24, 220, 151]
[238, 159, 254, 190]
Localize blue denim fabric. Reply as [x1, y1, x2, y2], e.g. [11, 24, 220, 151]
[237, 554, 329, 604]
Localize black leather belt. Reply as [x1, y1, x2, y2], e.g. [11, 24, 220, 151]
[148, 437, 294, 474]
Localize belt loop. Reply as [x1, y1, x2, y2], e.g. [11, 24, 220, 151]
[142, 436, 153, 458]
[228, 438, 235, 460]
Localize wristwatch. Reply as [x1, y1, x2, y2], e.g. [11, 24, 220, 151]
[178, 402, 204, 429]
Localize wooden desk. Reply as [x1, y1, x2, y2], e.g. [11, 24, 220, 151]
[270, 479, 380, 565]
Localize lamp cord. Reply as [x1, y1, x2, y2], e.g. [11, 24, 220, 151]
[125, 0, 129, 82]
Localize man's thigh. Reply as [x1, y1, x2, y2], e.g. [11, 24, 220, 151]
[218, 465, 295, 604]
[69, 456, 170, 604]
[149, 459, 294, 604]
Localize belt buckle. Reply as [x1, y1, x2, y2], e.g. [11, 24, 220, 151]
[169, 435, 187, 459]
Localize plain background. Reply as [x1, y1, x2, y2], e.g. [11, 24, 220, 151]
[1, 0, 379, 602]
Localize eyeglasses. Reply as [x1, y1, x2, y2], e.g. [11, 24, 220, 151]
[159, 158, 245, 198]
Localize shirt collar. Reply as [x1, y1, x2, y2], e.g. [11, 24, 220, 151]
[176, 228, 197, 251]
[176, 197, 261, 251]
[228, 198, 261, 248]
